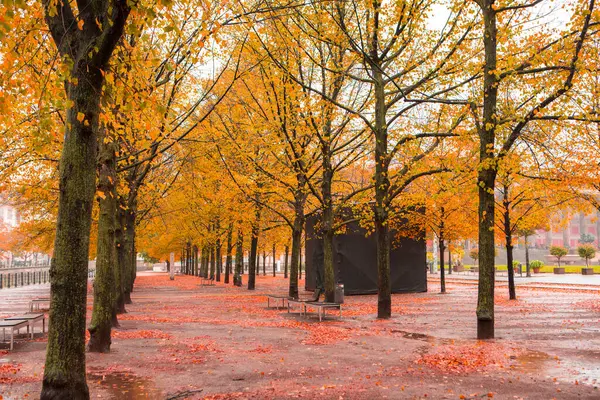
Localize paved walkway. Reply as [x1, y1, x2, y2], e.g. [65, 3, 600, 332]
[431, 271, 600, 288]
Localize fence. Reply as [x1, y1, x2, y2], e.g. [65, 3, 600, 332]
[0, 269, 96, 289]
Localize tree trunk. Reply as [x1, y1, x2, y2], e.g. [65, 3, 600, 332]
[503, 192, 516, 300]
[448, 244, 453, 275]
[476, 2, 498, 340]
[42, 63, 103, 400]
[41, 0, 130, 395]
[321, 148, 336, 302]
[225, 225, 233, 284]
[525, 235, 531, 277]
[88, 134, 118, 353]
[439, 208, 446, 294]
[289, 223, 302, 299]
[262, 251, 266, 276]
[272, 243, 276, 277]
[372, 61, 391, 319]
[248, 222, 259, 290]
[284, 245, 289, 279]
[210, 246, 215, 280]
[299, 241, 303, 280]
[114, 204, 127, 315]
[122, 206, 136, 304]
[216, 237, 222, 283]
[234, 229, 243, 286]
[440, 237, 446, 294]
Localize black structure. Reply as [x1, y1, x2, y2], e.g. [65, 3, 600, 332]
[305, 215, 427, 295]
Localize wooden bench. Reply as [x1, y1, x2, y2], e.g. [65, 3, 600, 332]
[303, 302, 343, 322]
[0, 320, 30, 350]
[287, 288, 323, 315]
[200, 278, 215, 286]
[266, 295, 288, 309]
[5, 314, 46, 337]
[29, 298, 50, 312]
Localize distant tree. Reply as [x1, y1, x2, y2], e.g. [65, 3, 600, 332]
[577, 245, 596, 267]
[550, 246, 569, 267]
[579, 233, 596, 244]
[470, 248, 479, 264]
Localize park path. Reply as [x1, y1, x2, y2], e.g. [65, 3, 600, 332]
[1, 272, 600, 399]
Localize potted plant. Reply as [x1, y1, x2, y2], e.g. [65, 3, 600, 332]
[530, 260, 544, 274]
[578, 244, 596, 275]
[511, 260, 522, 274]
[549, 245, 568, 274]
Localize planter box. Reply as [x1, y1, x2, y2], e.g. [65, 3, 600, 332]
[453, 265, 465, 272]
[582, 268, 594, 275]
[553, 267, 566, 275]
[533, 267, 541, 274]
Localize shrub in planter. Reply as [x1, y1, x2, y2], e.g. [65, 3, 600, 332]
[549, 246, 568, 267]
[578, 244, 596, 268]
[512, 260, 521, 273]
[529, 260, 544, 274]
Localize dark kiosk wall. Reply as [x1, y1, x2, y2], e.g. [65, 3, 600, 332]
[305, 215, 427, 295]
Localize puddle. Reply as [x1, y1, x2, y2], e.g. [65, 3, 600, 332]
[87, 367, 162, 399]
[510, 350, 552, 373]
[391, 330, 456, 345]
[512, 350, 600, 386]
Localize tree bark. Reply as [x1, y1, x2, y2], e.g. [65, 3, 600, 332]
[248, 221, 259, 290]
[476, 1, 498, 339]
[439, 238, 446, 294]
[262, 251, 266, 276]
[41, 0, 130, 396]
[210, 245, 215, 280]
[503, 189, 516, 300]
[234, 229, 243, 286]
[272, 243, 276, 277]
[225, 225, 233, 284]
[216, 234, 222, 282]
[88, 134, 118, 353]
[284, 245, 289, 279]
[525, 235, 531, 277]
[372, 61, 391, 319]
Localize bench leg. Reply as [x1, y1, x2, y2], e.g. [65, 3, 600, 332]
[267, 297, 270, 308]
[11, 329, 14, 351]
[319, 308, 322, 322]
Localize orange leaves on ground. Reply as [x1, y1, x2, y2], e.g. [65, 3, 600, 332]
[414, 342, 523, 374]
[248, 345, 272, 353]
[113, 329, 173, 340]
[134, 274, 206, 291]
[301, 324, 352, 345]
[0, 363, 38, 384]
[575, 299, 600, 312]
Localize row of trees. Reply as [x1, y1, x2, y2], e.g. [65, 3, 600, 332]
[1, 0, 599, 398]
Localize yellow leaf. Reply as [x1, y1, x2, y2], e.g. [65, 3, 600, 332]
[77, 112, 85, 122]
[78, 19, 84, 30]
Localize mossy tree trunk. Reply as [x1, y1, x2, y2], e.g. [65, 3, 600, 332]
[225, 224, 233, 283]
[439, 208, 446, 294]
[248, 217, 259, 290]
[284, 245, 289, 279]
[210, 245, 216, 280]
[272, 243, 276, 277]
[476, 1, 498, 339]
[88, 133, 118, 353]
[234, 229, 243, 286]
[41, 0, 130, 397]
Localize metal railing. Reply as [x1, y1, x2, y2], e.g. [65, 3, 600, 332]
[0, 269, 96, 289]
